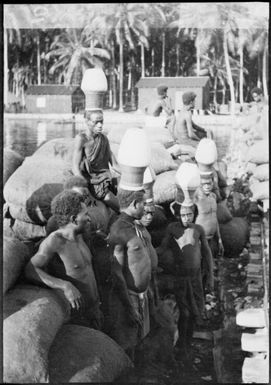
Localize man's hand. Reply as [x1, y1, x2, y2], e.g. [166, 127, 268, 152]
[63, 281, 83, 311]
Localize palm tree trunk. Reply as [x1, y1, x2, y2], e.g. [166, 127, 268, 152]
[119, 38, 124, 112]
[213, 76, 218, 106]
[176, 42, 180, 76]
[257, 53, 262, 88]
[161, 31, 165, 77]
[37, 33, 41, 85]
[111, 41, 117, 109]
[262, 45, 268, 98]
[141, 42, 145, 78]
[239, 44, 244, 105]
[196, 43, 200, 77]
[223, 31, 235, 114]
[151, 47, 155, 76]
[131, 54, 136, 110]
[4, 28, 8, 107]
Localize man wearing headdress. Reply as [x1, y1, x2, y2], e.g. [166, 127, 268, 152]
[106, 188, 152, 360]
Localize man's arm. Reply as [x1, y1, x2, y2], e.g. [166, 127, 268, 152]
[161, 97, 174, 116]
[185, 111, 203, 140]
[111, 244, 142, 326]
[198, 225, 214, 291]
[72, 135, 84, 177]
[24, 234, 83, 310]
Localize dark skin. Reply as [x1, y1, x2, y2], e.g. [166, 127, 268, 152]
[72, 111, 120, 212]
[25, 203, 102, 326]
[109, 198, 152, 327]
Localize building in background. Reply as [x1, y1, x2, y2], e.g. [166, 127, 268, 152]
[136, 77, 210, 113]
[25, 85, 85, 114]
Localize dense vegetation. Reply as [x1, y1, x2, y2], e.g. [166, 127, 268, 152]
[4, 3, 269, 112]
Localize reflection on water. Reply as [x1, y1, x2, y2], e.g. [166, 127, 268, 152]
[4, 118, 231, 160]
[4, 119, 84, 158]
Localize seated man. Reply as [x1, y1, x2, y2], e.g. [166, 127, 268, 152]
[72, 109, 119, 213]
[171, 91, 212, 147]
[157, 203, 214, 359]
[147, 85, 176, 131]
[24, 190, 103, 330]
[106, 188, 152, 360]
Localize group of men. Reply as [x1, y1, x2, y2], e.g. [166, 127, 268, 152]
[24, 84, 254, 363]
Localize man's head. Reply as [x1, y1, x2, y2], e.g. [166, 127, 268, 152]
[182, 91, 197, 109]
[117, 188, 145, 219]
[200, 174, 214, 195]
[51, 190, 89, 230]
[251, 87, 263, 103]
[140, 199, 155, 227]
[180, 204, 196, 227]
[157, 85, 168, 98]
[63, 176, 90, 200]
[84, 109, 104, 136]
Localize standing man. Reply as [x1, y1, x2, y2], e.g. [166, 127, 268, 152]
[106, 188, 152, 360]
[72, 109, 119, 213]
[148, 85, 176, 131]
[171, 91, 212, 147]
[24, 190, 103, 330]
[157, 203, 214, 360]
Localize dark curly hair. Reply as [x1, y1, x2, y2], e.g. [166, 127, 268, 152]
[51, 190, 84, 227]
[63, 176, 88, 190]
[117, 188, 145, 210]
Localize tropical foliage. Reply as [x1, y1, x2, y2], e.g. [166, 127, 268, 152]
[4, 3, 269, 113]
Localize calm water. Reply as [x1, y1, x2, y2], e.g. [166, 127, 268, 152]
[4, 118, 231, 160]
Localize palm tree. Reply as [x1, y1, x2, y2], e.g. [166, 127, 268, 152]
[45, 28, 110, 85]
[170, 3, 218, 77]
[96, 4, 151, 111]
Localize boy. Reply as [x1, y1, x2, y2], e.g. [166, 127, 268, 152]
[25, 190, 103, 330]
[157, 203, 213, 359]
[194, 173, 224, 289]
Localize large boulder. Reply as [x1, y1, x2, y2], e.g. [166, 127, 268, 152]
[4, 148, 24, 185]
[3, 236, 30, 295]
[48, 324, 133, 383]
[153, 170, 177, 205]
[4, 154, 73, 225]
[4, 285, 70, 383]
[219, 217, 249, 257]
[246, 140, 268, 164]
[110, 141, 177, 175]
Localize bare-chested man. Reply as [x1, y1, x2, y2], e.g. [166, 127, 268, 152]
[157, 204, 214, 359]
[106, 189, 152, 359]
[171, 91, 212, 147]
[24, 190, 103, 330]
[148, 85, 176, 131]
[194, 173, 224, 290]
[72, 109, 119, 213]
